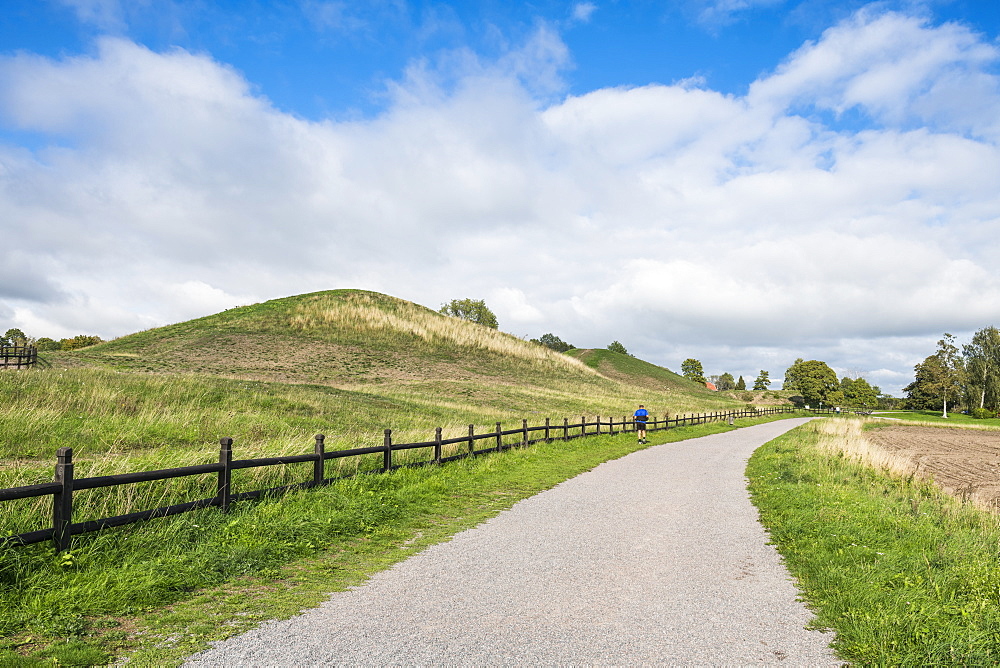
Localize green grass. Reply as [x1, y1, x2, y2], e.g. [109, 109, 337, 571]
[1, 415, 790, 666]
[748, 420, 1000, 664]
[874, 410, 1000, 427]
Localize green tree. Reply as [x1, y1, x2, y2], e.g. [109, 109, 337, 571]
[533, 333, 574, 353]
[753, 370, 770, 390]
[963, 326, 1000, 411]
[904, 355, 946, 410]
[35, 337, 61, 351]
[788, 360, 838, 406]
[2, 328, 28, 347]
[841, 376, 879, 408]
[782, 358, 805, 390]
[439, 298, 498, 329]
[717, 372, 736, 391]
[681, 358, 706, 384]
[607, 341, 629, 355]
[60, 335, 104, 351]
[735, 375, 746, 390]
[932, 333, 965, 418]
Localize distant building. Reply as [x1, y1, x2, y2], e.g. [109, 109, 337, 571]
[705, 381, 718, 391]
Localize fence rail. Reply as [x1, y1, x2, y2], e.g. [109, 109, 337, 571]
[1, 406, 797, 552]
[0, 345, 37, 369]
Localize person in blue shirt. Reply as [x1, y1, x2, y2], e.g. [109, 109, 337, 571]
[633, 404, 649, 444]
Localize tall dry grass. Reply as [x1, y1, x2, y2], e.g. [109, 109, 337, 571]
[812, 418, 917, 478]
[289, 292, 596, 373]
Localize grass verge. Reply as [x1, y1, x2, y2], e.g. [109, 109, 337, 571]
[873, 410, 1000, 427]
[2, 414, 791, 666]
[748, 419, 1000, 664]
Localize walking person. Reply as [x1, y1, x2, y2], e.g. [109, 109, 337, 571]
[634, 404, 649, 444]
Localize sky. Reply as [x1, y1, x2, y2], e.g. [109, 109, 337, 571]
[1, 0, 999, 397]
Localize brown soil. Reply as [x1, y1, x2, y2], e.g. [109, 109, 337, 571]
[866, 424, 1000, 508]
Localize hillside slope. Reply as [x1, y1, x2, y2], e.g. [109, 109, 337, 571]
[21, 290, 746, 461]
[1, 288, 763, 487]
[567, 348, 713, 395]
[71, 290, 595, 386]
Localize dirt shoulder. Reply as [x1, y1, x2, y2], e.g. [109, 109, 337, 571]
[866, 424, 1000, 509]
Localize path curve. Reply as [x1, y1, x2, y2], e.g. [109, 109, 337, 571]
[185, 418, 838, 665]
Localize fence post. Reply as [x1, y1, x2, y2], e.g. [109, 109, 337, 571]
[468, 424, 475, 454]
[522, 419, 528, 446]
[217, 438, 233, 513]
[596, 415, 601, 435]
[383, 429, 393, 471]
[545, 417, 551, 442]
[435, 427, 443, 463]
[495, 422, 503, 451]
[581, 416, 586, 438]
[52, 447, 74, 553]
[563, 418, 569, 441]
[313, 434, 325, 485]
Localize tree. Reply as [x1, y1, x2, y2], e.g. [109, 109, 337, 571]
[439, 299, 498, 329]
[60, 335, 104, 350]
[2, 328, 28, 347]
[533, 333, 574, 353]
[932, 333, 965, 418]
[717, 372, 736, 391]
[904, 355, 946, 409]
[963, 326, 1000, 411]
[787, 360, 838, 406]
[841, 376, 879, 408]
[681, 358, 706, 384]
[735, 375, 746, 390]
[753, 370, 771, 390]
[607, 341, 629, 355]
[782, 358, 805, 390]
[35, 337, 61, 351]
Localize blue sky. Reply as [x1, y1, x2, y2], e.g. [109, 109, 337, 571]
[1, 0, 999, 396]
[6, 1, 996, 119]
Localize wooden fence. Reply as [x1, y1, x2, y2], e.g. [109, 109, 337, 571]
[0, 345, 37, 369]
[0, 406, 797, 552]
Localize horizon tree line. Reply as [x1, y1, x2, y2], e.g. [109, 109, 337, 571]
[904, 328, 1000, 417]
[0, 328, 104, 352]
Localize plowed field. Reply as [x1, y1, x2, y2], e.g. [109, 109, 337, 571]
[866, 424, 1000, 508]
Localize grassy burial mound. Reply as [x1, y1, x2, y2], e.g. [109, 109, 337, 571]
[76, 290, 592, 385]
[568, 347, 708, 394]
[2, 290, 745, 480]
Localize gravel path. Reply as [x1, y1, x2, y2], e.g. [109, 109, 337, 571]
[185, 418, 839, 666]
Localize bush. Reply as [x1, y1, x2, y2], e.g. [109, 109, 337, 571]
[60, 335, 104, 350]
[35, 337, 61, 351]
[607, 340, 628, 355]
[438, 299, 498, 329]
[971, 407, 994, 419]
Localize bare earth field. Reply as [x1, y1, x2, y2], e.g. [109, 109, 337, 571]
[866, 424, 1000, 509]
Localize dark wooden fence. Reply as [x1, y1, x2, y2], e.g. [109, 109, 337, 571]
[1, 406, 796, 552]
[0, 345, 37, 369]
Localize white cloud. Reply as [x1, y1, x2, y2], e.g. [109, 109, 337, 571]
[749, 9, 1000, 138]
[571, 3, 598, 24]
[692, 0, 787, 28]
[491, 287, 544, 326]
[1, 8, 999, 395]
[57, 0, 129, 32]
